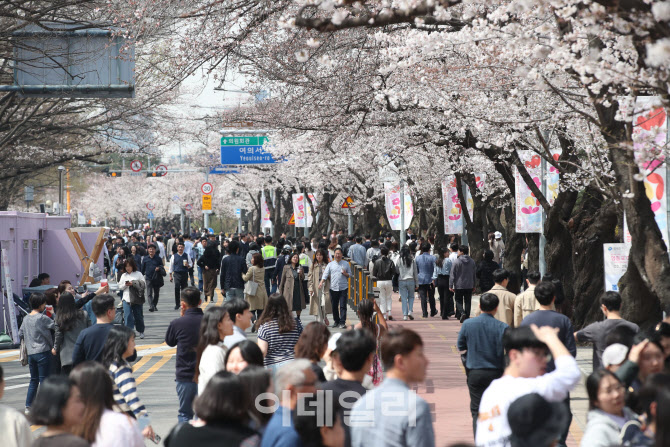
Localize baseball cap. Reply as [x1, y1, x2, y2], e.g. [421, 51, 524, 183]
[507, 393, 567, 447]
[602, 343, 629, 367]
[494, 231, 502, 239]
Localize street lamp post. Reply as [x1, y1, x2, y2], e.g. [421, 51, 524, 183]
[57, 166, 66, 216]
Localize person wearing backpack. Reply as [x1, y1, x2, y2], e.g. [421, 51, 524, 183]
[372, 246, 396, 321]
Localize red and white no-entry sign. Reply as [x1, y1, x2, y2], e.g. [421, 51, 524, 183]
[155, 165, 168, 176]
[130, 159, 143, 172]
[201, 182, 213, 195]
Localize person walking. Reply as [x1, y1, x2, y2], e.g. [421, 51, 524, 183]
[242, 252, 269, 328]
[169, 242, 193, 310]
[119, 258, 146, 339]
[101, 325, 155, 440]
[433, 246, 454, 319]
[372, 246, 395, 320]
[222, 299, 253, 349]
[19, 293, 55, 413]
[278, 252, 307, 320]
[53, 293, 91, 376]
[141, 244, 165, 312]
[308, 248, 332, 326]
[476, 249, 499, 294]
[480, 268, 517, 328]
[220, 240, 248, 301]
[450, 245, 477, 323]
[490, 231, 505, 267]
[396, 246, 418, 321]
[198, 238, 221, 303]
[165, 287, 203, 422]
[256, 294, 304, 374]
[513, 270, 541, 327]
[415, 242, 437, 319]
[350, 328, 434, 447]
[261, 235, 278, 295]
[348, 237, 367, 267]
[194, 306, 234, 395]
[457, 293, 508, 435]
[575, 291, 639, 370]
[353, 299, 387, 386]
[319, 248, 352, 329]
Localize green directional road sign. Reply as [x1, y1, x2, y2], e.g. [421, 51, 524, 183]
[221, 136, 268, 146]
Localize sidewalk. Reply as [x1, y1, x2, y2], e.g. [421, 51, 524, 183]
[382, 292, 590, 446]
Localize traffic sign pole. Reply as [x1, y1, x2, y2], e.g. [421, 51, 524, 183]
[204, 172, 210, 229]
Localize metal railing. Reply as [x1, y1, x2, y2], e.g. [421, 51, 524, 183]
[345, 258, 379, 312]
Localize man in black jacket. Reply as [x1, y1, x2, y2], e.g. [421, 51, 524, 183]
[165, 287, 203, 422]
[219, 241, 248, 301]
[141, 244, 165, 312]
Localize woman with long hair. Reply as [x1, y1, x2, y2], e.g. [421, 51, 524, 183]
[396, 246, 418, 321]
[327, 236, 340, 260]
[256, 294, 303, 374]
[70, 362, 143, 446]
[119, 257, 146, 339]
[353, 299, 387, 386]
[225, 340, 265, 374]
[238, 365, 273, 431]
[308, 248, 331, 326]
[53, 293, 91, 375]
[101, 325, 155, 440]
[195, 306, 234, 395]
[278, 252, 306, 320]
[242, 252, 269, 330]
[29, 376, 88, 446]
[294, 321, 330, 383]
[165, 371, 260, 447]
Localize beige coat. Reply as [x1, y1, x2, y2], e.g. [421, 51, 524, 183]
[278, 265, 306, 311]
[489, 284, 517, 328]
[308, 262, 332, 316]
[514, 285, 541, 327]
[242, 265, 268, 311]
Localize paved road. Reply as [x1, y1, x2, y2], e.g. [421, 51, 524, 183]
[1, 283, 594, 446]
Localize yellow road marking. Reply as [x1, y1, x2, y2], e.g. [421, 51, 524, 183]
[135, 355, 171, 385]
[132, 355, 153, 373]
[429, 324, 436, 330]
[439, 334, 447, 341]
[0, 355, 19, 363]
[136, 342, 166, 351]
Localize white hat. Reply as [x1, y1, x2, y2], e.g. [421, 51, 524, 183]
[494, 231, 502, 239]
[602, 343, 628, 367]
[327, 333, 342, 352]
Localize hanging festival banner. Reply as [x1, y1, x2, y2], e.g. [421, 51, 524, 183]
[633, 96, 669, 247]
[547, 149, 562, 206]
[442, 173, 486, 234]
[384, 183, 413, 230]
[515, 151, 543, 233]
[292, 193, 307, 228]
[261, 193, 272, 229]
[603, 243, 629, 292]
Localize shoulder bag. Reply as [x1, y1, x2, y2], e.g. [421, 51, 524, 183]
[244, 268, 259, 296]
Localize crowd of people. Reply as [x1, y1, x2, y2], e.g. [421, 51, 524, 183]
[6, 225, 670, 446]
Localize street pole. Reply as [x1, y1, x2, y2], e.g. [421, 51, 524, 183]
[400, 179, 406, 246]
[66, 168, 71, 215]
[180, 209, 185, 234]
[539, 155, 547, 276]
[204, 171, 210, 229]
[270, 190, 275, 238]
[348, 207, 353, 235]
[57, 166, 65, 216]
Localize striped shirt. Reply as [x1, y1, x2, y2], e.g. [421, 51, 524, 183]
[109, 361, 149, 420]
[257, 318, 303, 366]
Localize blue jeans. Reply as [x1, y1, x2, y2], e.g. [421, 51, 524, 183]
[197, 266, 204, 292]
[26, 351, 51, 408]
[123, 301, 145, 333]
[399, 279, 416, 316]
[330, 289, 348, 325]
[176, 381, 198, 422]
[226, 288, 244, 301]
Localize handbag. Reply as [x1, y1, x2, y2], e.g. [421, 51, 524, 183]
[244, 279, 259, 296]
[19, 338, 28, 366]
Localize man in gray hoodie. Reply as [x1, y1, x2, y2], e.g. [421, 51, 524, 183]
[450, 245, 477, 323]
